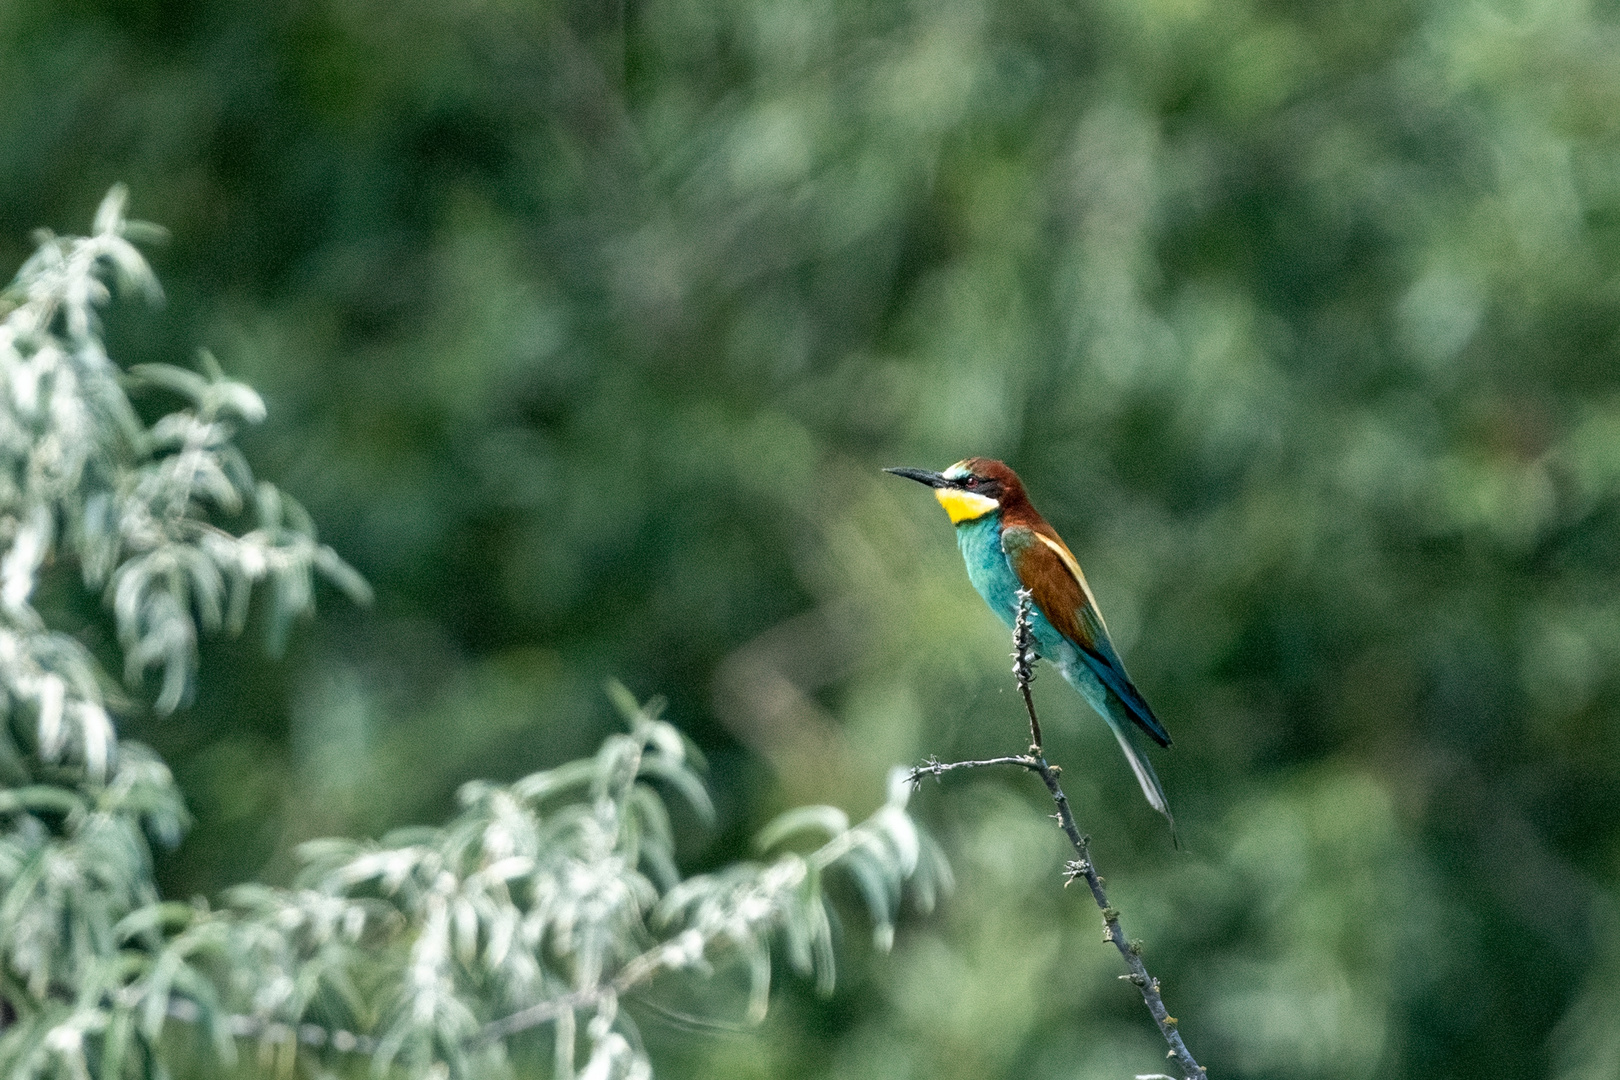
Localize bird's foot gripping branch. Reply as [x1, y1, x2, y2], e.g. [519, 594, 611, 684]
[906, 590, 1207, 1080]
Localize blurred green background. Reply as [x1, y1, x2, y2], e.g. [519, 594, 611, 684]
[5, 0, 1620, 1076]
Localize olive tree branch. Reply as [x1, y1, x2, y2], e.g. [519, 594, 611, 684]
[907, 589, 1206, 1080]
[165, 998, 379, 1057]
[474, 928, 706, 1046]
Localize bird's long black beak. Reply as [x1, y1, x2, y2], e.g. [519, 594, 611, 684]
[884, 467, 952, 488]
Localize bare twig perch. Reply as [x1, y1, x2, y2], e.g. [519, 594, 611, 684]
[909, 590, 1205, 1080]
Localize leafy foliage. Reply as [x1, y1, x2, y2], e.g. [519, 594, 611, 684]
[204, 689, 941, 1079]
[0, 198, 941, 1078]
[0, 188, 367, 1078]
[0, 186, 367, 752]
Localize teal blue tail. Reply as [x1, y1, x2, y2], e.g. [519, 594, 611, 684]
[1057, 659, 1175, 831]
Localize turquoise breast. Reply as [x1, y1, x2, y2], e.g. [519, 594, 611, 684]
[953, 514, 1080, 669]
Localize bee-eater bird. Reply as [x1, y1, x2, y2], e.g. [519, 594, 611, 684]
[886, 458, 1173, 824]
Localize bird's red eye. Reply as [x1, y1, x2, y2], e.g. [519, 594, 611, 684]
[964, 476, 978, 487]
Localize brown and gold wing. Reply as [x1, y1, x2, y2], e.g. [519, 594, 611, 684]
[1000, 524, 1171, 747]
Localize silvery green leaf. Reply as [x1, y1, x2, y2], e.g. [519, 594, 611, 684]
[91, 185, 128, 237]
[210, 380, 266, 425]
[757, 805, 849, 852]
[73, 701, 112, 782]
[635, 755, 714, 826]
[97, 236, 160, 303]
[313, 546, 373, 605]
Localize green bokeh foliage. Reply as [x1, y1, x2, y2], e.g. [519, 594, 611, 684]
[3, 0, 1618, 1076]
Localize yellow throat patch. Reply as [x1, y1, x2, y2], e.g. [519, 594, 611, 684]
[934, 487, 999, 524]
